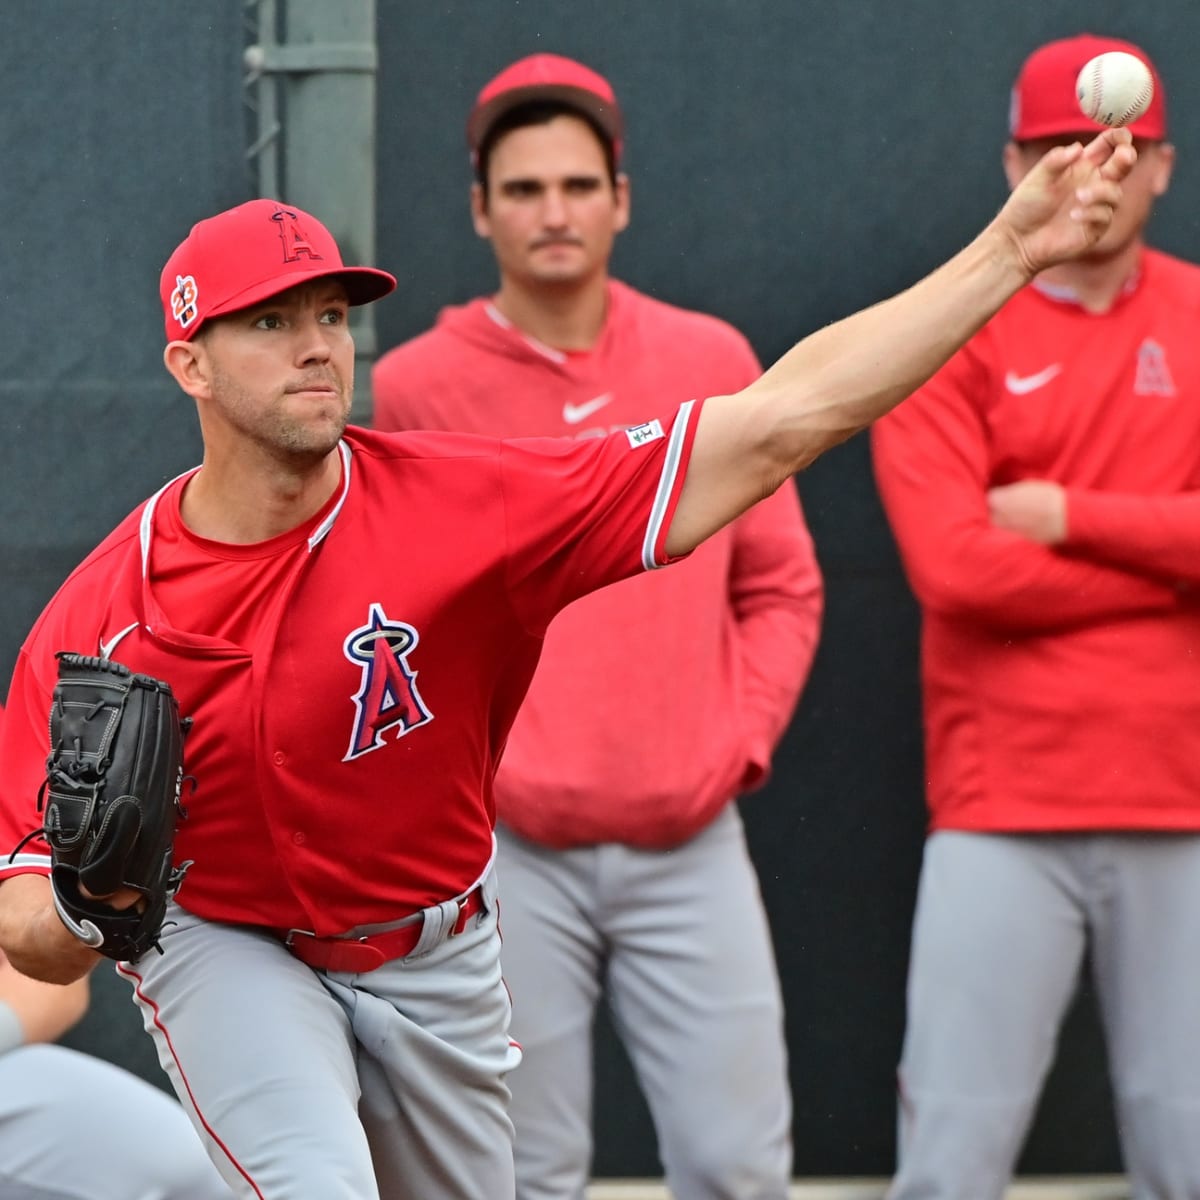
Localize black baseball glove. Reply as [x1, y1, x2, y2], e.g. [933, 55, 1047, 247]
[37, 652, 193, 962]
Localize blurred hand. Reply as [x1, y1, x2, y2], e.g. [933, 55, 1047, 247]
[997, 128, 1136, 275]
[79, 883, 144, 912]
[987, 480, 1067, 544]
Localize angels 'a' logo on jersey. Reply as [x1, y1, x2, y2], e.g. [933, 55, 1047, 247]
[343, 603, 434, 761]
[1134, 338, 1176, 397]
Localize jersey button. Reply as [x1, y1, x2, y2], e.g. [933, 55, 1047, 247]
[273, 751, 286, 766]
[292, 831, 306, 845]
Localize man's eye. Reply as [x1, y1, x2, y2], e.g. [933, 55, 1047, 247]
[320, 309, 346, 325]
[255, 314, 283, 330]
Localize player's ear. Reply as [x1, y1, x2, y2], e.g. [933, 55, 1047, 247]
[1002, 141, 1027, 193]
[613, 172, 631, 234]
[1149, 141, 1176, 197]
[471, 182, 491, 239]
[163, 340, 211, 401]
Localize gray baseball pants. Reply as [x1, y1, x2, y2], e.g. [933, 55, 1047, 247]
[119, 867, 520, 1200]
[0, 1040, 231, 1199]
[889, 830, 1200, 1200]
[497, 805, 792, 1200]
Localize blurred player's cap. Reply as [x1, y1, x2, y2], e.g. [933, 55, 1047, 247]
[159, 199, 396, 343]
[1009, 33, 1167, 141]
[467, 53, 624, 164]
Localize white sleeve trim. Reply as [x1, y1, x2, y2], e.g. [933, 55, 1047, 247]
[0, 851, 52, 877]
[641, 400, 695, 572]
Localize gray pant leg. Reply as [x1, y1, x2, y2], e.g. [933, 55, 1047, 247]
[0, 1043, 230, 1199]
[1090, 834, 1200, 1200]
[497, 823, 607, 1200]
[888, 832, 1087, 1200]
[121, 908, 380, 1200]
[608, 806, 792, 1200]
[334, 872, 521, 1200]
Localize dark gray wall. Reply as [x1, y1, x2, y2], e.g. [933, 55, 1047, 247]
[1, 2, 248, 680]
[6, 0, 1200, 1179]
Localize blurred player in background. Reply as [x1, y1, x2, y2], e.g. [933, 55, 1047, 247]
[0, 704, 231, 1200]
[373, 53, 822, 1199]
[871, 34, 1200, 1199]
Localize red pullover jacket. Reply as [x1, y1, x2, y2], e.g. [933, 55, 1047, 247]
[873, 249, 1200, 831]
[374, 280, 824, 847]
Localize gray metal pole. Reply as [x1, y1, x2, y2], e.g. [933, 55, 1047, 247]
[244, 0, 381, 424]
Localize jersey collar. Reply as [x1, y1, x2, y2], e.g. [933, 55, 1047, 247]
[137, 441, 353, 579]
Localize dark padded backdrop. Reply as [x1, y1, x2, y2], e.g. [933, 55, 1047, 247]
[6, 0, 1200, 1179]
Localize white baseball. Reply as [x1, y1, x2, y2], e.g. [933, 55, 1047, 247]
[1075, 51, 1154, 127]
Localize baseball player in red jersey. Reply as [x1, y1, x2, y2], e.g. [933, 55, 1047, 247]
[0, 119, 1132, 1197]
[0, 707, 231, 1200]
[373, 54, 822, 1199]
[872, 35, 1200, 1200]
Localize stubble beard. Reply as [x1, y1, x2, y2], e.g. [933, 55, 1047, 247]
[213, 367, 351, 465]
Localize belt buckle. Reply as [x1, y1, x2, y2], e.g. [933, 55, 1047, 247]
[285, 928, 372, 948]
[450, 888, 479, 937]
[284, 927, 383, 972]
[283, 921, 372, 950]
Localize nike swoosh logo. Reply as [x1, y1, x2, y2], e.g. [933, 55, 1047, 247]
[98, 621, 138, 660]
[1005, 364, 1062, 395]
[562, 394, 613, 425]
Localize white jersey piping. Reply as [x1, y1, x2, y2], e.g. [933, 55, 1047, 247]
[308, 441, 352, 550]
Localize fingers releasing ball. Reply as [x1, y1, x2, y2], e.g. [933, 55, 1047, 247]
[1075, 51, 1154, 127]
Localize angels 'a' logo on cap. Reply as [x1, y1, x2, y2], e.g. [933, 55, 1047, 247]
[170, 274, 199, 328]
[271, 207, 324, 264]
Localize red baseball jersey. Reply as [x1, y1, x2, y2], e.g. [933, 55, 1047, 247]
[872, 248, 1200, 831]
[374, 280, 823, 846]
[0, 417, 701, 933]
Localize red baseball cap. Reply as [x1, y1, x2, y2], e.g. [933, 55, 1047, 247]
[466, 53, 624, 164]
[1009, 33, 1167, 141]
[159, 199, 396, 343]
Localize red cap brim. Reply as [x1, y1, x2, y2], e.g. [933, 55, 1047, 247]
[202, 265, 396, 324]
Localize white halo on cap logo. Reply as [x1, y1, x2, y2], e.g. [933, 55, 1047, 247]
[171, 274, 199, 329]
